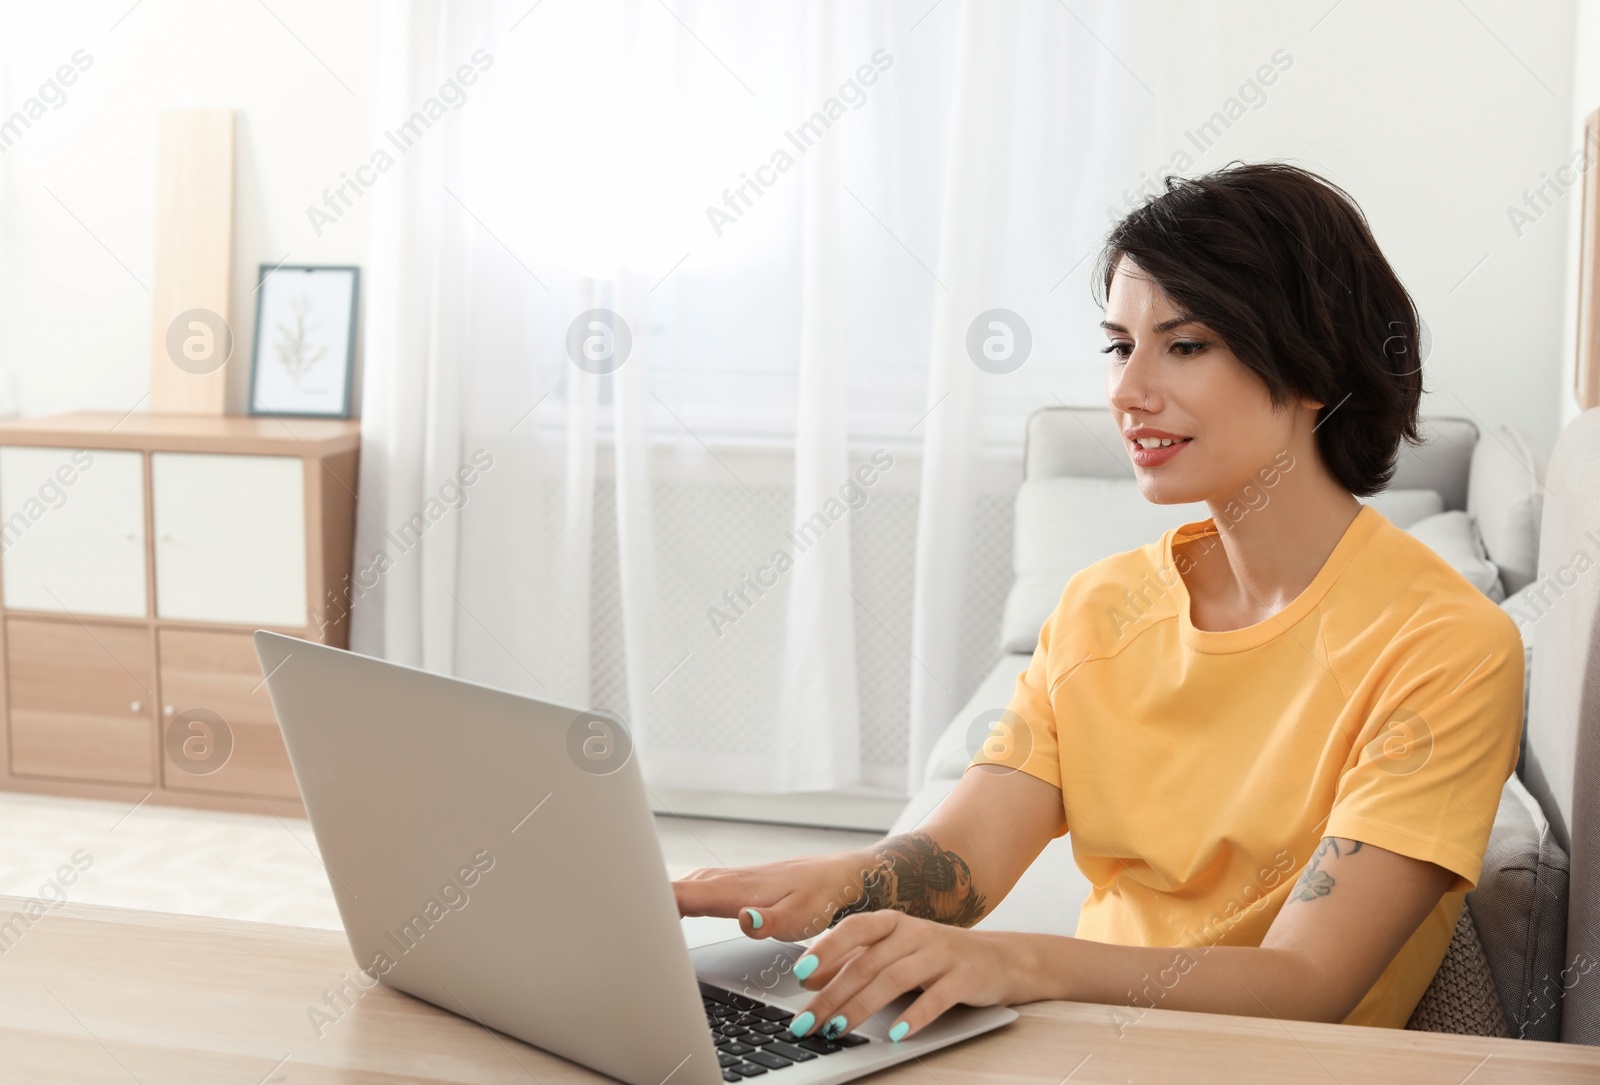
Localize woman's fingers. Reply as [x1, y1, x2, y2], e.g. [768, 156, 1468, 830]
[738, 876, 863, 941]
[787, 912, 911, 1030]
[809, 957, 946, 1041]
[795, 943, 866, 989]
[670, 868, 801, 938]
[670, 852, 872, 941]
[869, 977, 965, 1043]
[672, 868, 762, 920]
[794, 909, 899, 981]
[788, 915, 945, 1040]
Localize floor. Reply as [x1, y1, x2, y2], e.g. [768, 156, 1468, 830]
[0, 790, 883, 935]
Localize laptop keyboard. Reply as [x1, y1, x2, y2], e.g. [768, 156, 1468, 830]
[701, 981, 871, 1080]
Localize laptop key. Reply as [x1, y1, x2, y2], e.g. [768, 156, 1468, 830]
[835, 1032, 869, 1047]
[716, 1041, 757, 1056]
[731, 1064, 768, 1077]
[749, 1021, 788, 1034]
[718, 1053, 743, 1068]
[742, 1051, 794, 1070]
[762, 1041, 817, 1062]
[743, 1032, 778, 1046]
[723, 1073, 744, 1083]
[750, 1004, 792, 1022]
[794, 1035, 844, 1055]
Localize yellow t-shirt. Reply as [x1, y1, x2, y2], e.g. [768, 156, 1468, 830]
[968, 504, 1524, 1027]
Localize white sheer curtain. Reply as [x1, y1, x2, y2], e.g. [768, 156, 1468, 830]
[352, 0, 1161, 796]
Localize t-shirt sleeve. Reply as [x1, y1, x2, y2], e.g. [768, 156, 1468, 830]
[965, 587, 1069, 838]
[1325, 606, 1526, 894]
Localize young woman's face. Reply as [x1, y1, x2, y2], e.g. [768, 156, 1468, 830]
[1101, 258, 1320, 507]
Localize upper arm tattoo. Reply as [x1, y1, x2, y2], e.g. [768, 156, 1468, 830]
[831, 831, 988, 928]
[1291, 837, 1364, 902]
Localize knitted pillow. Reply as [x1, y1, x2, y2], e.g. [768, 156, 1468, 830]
[1406, 904, 1510, 1036]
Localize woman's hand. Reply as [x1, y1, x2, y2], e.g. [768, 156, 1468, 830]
[783, 910, 1020, 1043]
[672, 849, 878, 942]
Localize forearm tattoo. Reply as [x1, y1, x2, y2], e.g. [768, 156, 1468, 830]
[830, 831, 988, 929]
[1292, 837, 1364, 902]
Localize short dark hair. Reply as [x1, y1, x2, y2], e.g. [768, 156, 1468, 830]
[1093, 161, 1424, 498]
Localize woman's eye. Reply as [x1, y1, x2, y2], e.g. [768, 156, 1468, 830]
[1172, 340, 1209, 357]
[1099, 342, 1131, 361]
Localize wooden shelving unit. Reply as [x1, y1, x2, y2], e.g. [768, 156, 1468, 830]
[0, 412, 359, 817]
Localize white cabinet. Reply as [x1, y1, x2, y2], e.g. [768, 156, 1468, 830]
[0, 447, 147, 617]
[152, 453, 307, 627]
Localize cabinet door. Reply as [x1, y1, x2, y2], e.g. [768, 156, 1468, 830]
[152, 453, 306, 627]
[7, 617, 154, 784]
[158, 628, 298, 800]
[0, 447, 147, 617]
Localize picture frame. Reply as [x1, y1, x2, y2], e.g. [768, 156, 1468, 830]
[248, 264, 359, 419]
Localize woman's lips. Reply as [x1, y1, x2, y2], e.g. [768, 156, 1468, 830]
[1130, 437, 1192, 467]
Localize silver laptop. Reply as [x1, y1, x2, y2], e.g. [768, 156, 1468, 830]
[254, 631, 1017, 1085]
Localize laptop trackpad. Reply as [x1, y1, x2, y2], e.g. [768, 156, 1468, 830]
[691, 934, 811, 998]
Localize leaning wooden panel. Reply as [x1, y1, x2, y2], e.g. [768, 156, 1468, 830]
[1578, 107, 1600, 411]
[148, 109, 234, 415]
[310, 446, 360, 646]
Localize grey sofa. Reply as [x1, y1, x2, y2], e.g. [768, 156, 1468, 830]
[892, 406, 1594, 1042]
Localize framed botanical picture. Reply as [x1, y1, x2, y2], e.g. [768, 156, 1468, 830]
[248, 264, 359, 418]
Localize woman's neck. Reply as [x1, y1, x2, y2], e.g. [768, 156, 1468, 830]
[1177, 466, 1364, 633]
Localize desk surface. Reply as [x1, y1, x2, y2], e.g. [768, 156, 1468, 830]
[3, 898, 1596, 1084]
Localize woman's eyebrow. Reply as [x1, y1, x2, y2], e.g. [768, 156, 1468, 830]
[1099, 315, 1200, 334]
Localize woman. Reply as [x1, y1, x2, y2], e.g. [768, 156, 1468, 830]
[674, 161, 1524, 1041]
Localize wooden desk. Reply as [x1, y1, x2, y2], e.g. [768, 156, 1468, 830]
[3, 898, 1596, 1083]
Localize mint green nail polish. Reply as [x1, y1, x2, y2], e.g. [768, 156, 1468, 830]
[824, 1015, 847, 1039]
[788, 1011, 815, 1037]
[792, 954, 818, 981]
[888, 1021, 909, 1042]
[744, 908, 763, 930]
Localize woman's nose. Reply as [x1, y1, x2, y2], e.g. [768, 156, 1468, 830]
[1108, 351, 1155, 414]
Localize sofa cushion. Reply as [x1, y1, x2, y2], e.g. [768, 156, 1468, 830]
[1467, 425, 1547, 595]
[999, 477, 1207, 654]
[1403, 510, 1504, 601]
[1499, 584, 1538, 754]
[1467, 773, 1570, 1042]
[1385, 417, 1480, 512]
[1361, 487, 1445, 529]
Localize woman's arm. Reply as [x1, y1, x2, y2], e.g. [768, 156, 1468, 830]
[1002, 836, 1454, 1018]
[673, 762, 1065, 941]
[831, 764, 1068, 929]
[786, 835, 1454, 1040]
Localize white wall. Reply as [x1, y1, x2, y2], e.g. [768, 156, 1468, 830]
[0, 0, 1587, 453]
[1095, 0, 1580, 458]
[0, 0, 380, 418]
